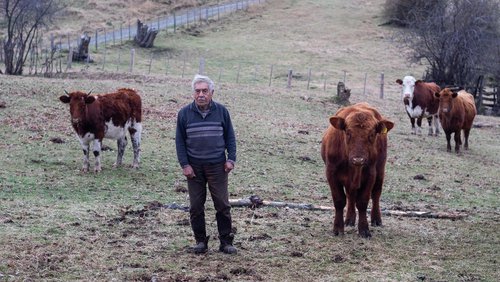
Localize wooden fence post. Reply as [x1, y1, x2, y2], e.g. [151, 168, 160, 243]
[236, 63, 241, 83]
[199, 57, 205, 75]
[120, 24, 123, 44]
[323, 73, 327, 92]
[117, 51, 121, 72]
[307, 68, 312, 90]
[102, 49, 107, 70]
[66, 47, 73, 72]
[95, 30, 98, 50]
[182, 55, 186, 78]
[380, 72, 385, 99]
[287, 69, 293, 89]
[129, 48, 135, 73]
[148, 53, 153, 74]
[173, 12, 176, 33]
[363, 73, 367, 95]
[269, 64, 274, 87]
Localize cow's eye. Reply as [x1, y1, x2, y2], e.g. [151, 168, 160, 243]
[369, 132, 376, 143]
[346, 130, 352, 140]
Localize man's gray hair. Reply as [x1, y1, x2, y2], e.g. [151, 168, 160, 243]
[192, 74, 215, 92]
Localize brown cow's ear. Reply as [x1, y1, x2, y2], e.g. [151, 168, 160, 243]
[396, 79, 403, 85]
[60, 95, 70, 103]
[451, 92, 458, 98]
[434, 92, 440, 98]
[377, 120, 394, 134]
[329, 116, 346, 130]
[84, 96, 96, 104]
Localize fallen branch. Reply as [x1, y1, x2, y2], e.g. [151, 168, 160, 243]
[227, 195, 468, 220]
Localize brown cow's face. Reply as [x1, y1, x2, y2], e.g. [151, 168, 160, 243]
[435, 88, 458, 113]
[330, 112, 393, 166]
[59, 91, 96, 125]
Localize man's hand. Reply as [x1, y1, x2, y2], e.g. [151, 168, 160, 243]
[182, 165, 196, 178]
[224, 161, 234, 173]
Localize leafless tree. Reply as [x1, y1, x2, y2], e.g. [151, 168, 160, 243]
[1, 0, 60, 75]
[388, 0, 500, 87]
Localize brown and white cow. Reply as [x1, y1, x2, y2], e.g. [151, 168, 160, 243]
[434, 88, 476, 154]
[60, 88, 142, 172]
[321, 102, 394, 238]
[396, 76, 441, 135]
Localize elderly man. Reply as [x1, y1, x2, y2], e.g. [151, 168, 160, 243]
[175, 74, 237, 254]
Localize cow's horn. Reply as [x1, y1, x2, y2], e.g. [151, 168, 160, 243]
[86, 90, 92, 96]
[64, 90, 69, 95]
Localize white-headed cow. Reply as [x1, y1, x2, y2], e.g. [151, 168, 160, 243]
[396, 76, 441, 136]
[60, 88, 142, 172]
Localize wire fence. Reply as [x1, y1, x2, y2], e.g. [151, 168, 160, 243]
[0, 0, 388, 98]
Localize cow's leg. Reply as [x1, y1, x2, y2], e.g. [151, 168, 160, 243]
[114, 136, 127, 167]
[426, 116, 433, 136]
[433, 116, 441, 136]
[409, 117, 416, 135]
[371, 176, 383, 227]
[129, 122, 142, 169]
[79, 139, 90, 173]
[93, 139, 102, 172]
[454, 130, 462, 154]
[344, 192, 356, 227]
[445, 132, 452, 152]
[416, 117, 423, 135]
[327, 171, 345, 236]
[356, 192, 371, 238]
[463, 128, 471, 150]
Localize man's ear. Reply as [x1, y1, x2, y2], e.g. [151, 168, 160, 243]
[329, 116, 346, 130]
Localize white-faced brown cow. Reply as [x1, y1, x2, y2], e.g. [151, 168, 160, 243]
[435, 88, 476, 154]
[321, 102, 394, 238]
[60, 88, 142, 172]
[396, 76, 441, 136]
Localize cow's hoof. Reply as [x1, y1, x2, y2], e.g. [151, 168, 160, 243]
[371, 220, 382, 227]
[333, 229, 344, 236]
[359, 230, 372, 238]
[345, 218, 356, 226]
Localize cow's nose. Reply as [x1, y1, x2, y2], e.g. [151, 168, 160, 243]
[351, 157, 365, 166]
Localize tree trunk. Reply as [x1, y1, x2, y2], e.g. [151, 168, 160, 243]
[72, 34, 91, 62]
[134, 20, 158, 48]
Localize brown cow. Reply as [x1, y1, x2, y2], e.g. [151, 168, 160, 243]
[396, 76, 441, 135]
[321, 102, 394, 238]
[435, 88, 476, 154]
[60, 88, 142, 172]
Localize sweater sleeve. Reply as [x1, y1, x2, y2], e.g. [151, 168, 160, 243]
[175, 109, 189, 167]
[224, 108, 237, 163]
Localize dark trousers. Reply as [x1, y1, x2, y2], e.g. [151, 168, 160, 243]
[187, 162, 233, 244]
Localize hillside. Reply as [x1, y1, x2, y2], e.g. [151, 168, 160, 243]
[1, 0, 499, 281]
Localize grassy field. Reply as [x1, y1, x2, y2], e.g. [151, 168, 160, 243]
[1, 0, 500, 281]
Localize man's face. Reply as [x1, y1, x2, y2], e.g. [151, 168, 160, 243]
[193, 82, 213, 108]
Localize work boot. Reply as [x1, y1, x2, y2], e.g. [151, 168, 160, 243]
[219, 233, 237, 254]
[191, 237, 209, 254]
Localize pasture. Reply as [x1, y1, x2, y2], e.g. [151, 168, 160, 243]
[1, 0, 499, 281]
